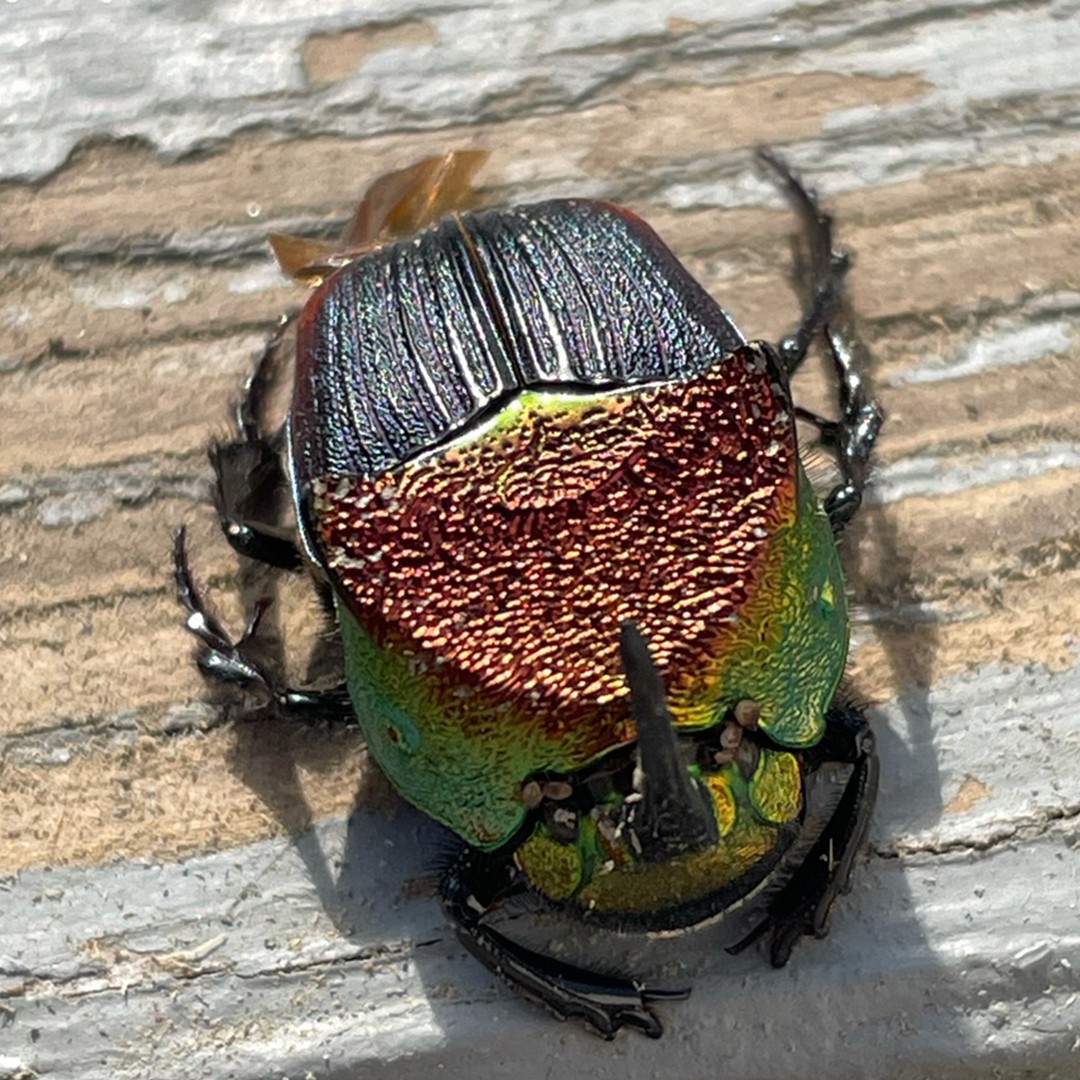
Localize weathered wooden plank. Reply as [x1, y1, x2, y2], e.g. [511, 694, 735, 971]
[2, 656, 1078, 1078]
[2, 0, 1079, 1075]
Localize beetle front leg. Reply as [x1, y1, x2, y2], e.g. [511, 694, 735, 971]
[727, 700, 878, 966]
[212, 317, 304, 571]
[174, 527, 352, 723]
[440, 850, 686, 1039]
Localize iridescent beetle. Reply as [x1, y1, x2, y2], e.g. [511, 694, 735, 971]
[175, 150, 884, 1038]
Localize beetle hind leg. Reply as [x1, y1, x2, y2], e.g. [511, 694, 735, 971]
[758, 147, 850, 377]
[211, 317, 304, 571]
[759, 148, 886, 532]
[440, 850, 686, 1039]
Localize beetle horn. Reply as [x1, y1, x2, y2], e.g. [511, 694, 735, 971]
[619, 621, 719, 862]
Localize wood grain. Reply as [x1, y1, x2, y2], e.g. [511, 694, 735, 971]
[1, 1, 1078, 1077]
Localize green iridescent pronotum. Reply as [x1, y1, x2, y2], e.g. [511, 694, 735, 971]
[176, 148, 885, 1039]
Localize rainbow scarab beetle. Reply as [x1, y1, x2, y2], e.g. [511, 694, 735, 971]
[175, 149, 884, 1038]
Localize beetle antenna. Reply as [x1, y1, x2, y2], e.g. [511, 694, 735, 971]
[619, 622, 719, 861]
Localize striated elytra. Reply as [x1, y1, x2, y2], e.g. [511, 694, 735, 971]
[176, 149, 885, 1038]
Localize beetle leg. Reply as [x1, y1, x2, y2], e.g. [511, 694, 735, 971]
[440, 852, 686, 1039]
[173, 527, 352, 723]
[758, 149, 886, 531]
[794, 328, 886, 532]
[212, 318, 305, 571]
[817, 329, 886, 531]
[757, 147, 850, 377]
[727, 700, 878, 965]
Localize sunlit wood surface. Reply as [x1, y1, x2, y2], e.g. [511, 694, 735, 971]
[2, 2, 1078, 1077]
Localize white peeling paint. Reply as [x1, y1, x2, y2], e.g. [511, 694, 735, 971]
[3, 655, 1078, 1079]
[72, 274, 193, 310]
[36, 490, 113, 527]
[888, 320, 1074, 386]
[869, 443, 1080, 505]
[225, 260, 289, 295]
[539, 0, 831, 52]
[2, 303, 33, 328]
[4, 0, 1080, 192]
[151, 332, 267, 376]
[871, 650, 1080, 852]
[822, 2, 1080, 108]
[663, 170, 787, 211]
[657, 123, 1080, 208]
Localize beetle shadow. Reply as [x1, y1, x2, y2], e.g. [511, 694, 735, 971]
[844, 498, 945, 837]
[774, 201, 944, 839]
[208, 554, 372, 929]
[322, 794, 961, 1057]
[179, 509, 449, 951]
